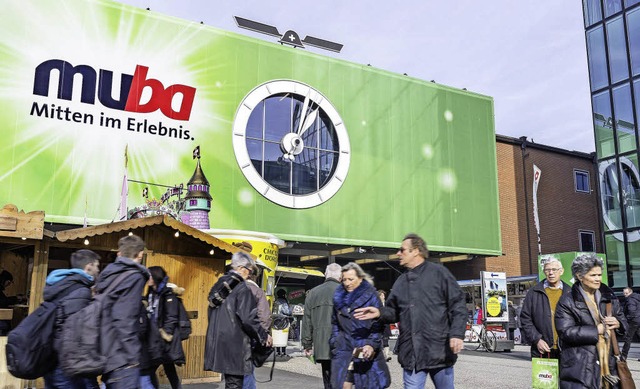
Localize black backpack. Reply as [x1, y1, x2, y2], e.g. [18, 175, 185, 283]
[176, 297, 191, 341]
[5, 283, 83, 379]
[59, 271, 134, 377]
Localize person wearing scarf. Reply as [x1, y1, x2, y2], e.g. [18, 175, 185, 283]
[555, 254, 627, 388]
[330, 262, 390, 389]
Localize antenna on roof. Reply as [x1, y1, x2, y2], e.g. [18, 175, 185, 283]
[233, 16, 343, 53]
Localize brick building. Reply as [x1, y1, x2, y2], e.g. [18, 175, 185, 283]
[446, 135, 602, 284]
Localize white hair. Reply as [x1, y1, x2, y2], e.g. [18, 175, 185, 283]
[539, 255, 562, 270]
[231, 251, 255, 270]
[325, 263, 342, 280]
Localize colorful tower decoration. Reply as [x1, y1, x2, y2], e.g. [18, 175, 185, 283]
[181, 146, 212, 229]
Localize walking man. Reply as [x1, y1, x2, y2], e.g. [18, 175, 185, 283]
[301, 263, 342, 389]
[204, 251, 268, 389]
[622, 287, 640, 360]
[519, 256, 570, 359]
[44, 249, 101, 389]
[354, 233, 467, 389]
[97, 234, 151, 388]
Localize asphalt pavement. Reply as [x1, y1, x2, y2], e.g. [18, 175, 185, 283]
[166, 341, 640, 388]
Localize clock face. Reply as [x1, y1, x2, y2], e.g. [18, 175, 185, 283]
[232, 80, 350, 208]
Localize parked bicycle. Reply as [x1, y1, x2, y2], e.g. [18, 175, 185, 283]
[465, 320, 497, 352]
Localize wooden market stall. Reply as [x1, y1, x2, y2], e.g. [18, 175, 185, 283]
[0, 204, 46, 389]
[53, 214, 247, 383]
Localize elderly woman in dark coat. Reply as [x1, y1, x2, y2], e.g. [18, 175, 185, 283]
[555, 254, 627, 389]
[330, 262, 390, 389]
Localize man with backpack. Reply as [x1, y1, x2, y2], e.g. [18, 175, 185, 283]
[96, 234, 150, 388]
[43, 249, 101, 388]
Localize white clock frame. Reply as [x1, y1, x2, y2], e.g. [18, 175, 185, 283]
[232, 80, 350, 209]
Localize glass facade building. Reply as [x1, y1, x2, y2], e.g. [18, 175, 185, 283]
[583, 0, 640, 287]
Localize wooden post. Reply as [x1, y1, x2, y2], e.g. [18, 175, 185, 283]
[28, 240, 49, 312]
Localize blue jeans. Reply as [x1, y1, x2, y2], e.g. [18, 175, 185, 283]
[242, 371, 256, 389]
[139, 375, 155, 389]
[44, 366, 99, 389]
[403, 367, 454, 389]
[103, 365, 140, 389]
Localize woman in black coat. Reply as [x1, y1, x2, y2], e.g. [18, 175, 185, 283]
[146, 266, 185, 389]
[331, 263, 390, 389]
[555, 254, 627, 389]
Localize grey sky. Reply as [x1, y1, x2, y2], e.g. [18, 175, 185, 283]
[116, 1, 594, 153]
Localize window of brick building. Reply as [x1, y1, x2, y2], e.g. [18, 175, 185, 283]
[580, 230, 596, 252]
[574, 170, 591, 193]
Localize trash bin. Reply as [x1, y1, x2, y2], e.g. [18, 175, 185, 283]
[272, 315, 290, 347]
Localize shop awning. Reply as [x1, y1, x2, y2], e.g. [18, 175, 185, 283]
[458, 274, 538, 287]
[275, 265, 324, 280]
[54, 215, 246, 259]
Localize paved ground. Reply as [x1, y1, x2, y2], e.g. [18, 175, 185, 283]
[166, 341, 640, 388]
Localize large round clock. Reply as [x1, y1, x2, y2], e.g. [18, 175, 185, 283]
[232, 80, 350, 208]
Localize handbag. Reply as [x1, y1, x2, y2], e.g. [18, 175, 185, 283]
[606, 303, 636, 389]
[251, 340, 274, 367]
[532, 354, 559, 389]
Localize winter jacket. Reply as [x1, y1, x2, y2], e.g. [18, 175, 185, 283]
[149, 282, 186, 365]
[508, 305, 517, 329]
[139, 300, 164, 372]
[302, 278, 340, 361]
[330, 280, 390, 389]
[519, 279, 571, 357]
[379, 261, 467, 372]
[204, 271, 267, 376]
[44, 269, 94, 352]
[95, 256, 150, 373]
[624, 292, 640, 326]
[555, 282, 627, 389]
[246, 279, 272, 331]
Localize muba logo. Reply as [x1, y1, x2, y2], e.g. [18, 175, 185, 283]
[537, 371, 554, 382]
[33, 59, 196, 120]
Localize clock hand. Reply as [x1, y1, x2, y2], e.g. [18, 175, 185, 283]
[298, 108, 318, 137]
[296, 91, 310, 135]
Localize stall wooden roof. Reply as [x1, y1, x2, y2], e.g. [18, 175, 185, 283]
[54, 215, 247, 259]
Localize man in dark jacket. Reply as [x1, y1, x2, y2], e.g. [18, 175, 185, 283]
[622, 287, 640, 360]
[302, 263, 342, 389]
[43, 249, 101, 389]
[355, 233, 467, 389]
[519, 256, 570, 359]
[204, 251, 267, 389]
[98, 234, 150, 388]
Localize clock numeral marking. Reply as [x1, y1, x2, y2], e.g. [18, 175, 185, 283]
[263, 187, 270, 195]
[243, 102, 252, 110]
[234, 132, 245, 137]
[265, 84, 271, 94]
[335, 176, 343, 182]
[317, 193, 323, 202]
[241, 163, 251, 169]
